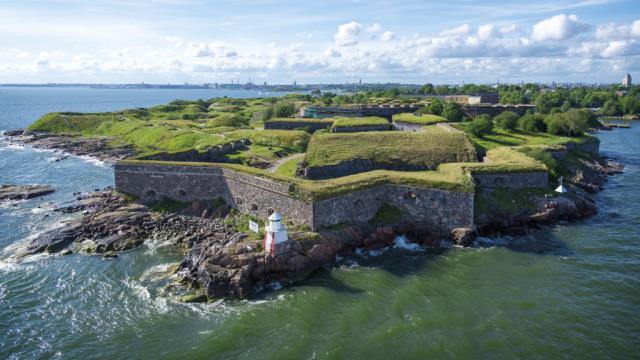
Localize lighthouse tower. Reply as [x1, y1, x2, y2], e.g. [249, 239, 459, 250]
[263, 212, 288, 255]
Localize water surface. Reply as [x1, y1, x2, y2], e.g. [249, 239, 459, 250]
[0, 88, 638, 359]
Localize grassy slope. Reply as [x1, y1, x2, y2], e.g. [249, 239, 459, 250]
[331, 116, 389, 128]
[452, 123, 599, 152]
[304, 131, 477, 168]
[393, 113, 447, 125]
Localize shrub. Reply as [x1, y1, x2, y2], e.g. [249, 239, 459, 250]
[493, 111, 519, 130]
[207, 113, 248, 128]
[274, 103, 295, 118]
[442, 102, 464, 122]
[545, 109, 590, 136]
[429, 99, 444, 115]
[260, 107, 274, 122]
[518, 114, 546, 132]
[468, 117, 494, 137]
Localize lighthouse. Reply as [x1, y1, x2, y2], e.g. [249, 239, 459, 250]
[263, 212, 289, 255]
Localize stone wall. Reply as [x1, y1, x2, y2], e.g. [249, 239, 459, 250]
[114, 163, 313, 227]
[312, 185, 474, 235]
[138, 140, 249, 162]
[303, 159, 432, 180]
[330, 124, 393, 133]
[115, 162, 550, 233]
[565, 141, 599, 156]
[264, 120, 332, 133]
[471, 171, 548, 189]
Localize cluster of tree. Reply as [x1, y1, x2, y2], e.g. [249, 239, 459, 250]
[467, 109, 598, 138]
[260, 102, 296, 121]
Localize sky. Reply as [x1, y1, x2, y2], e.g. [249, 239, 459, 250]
[0, 0, 639, 84]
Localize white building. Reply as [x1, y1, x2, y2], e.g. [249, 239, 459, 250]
[263, 212, 289, 255]
[623, 73, 632, 87]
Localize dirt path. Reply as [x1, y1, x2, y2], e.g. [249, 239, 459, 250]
[266, 153, 305, 173]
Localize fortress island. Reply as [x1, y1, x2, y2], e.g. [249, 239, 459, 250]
[8, 91, 622, 299]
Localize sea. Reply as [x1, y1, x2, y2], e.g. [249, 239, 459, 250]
[0, 87, 638, 359]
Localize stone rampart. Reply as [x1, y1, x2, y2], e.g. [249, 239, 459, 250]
[330, 124, 393, 133]
[264, 121, 332, 133]
[114, 163, 313, 227]
[471, 171, 548, 189]
[312, 185, 474, 235]
[138, 140, 249, 162]
[115, 162, 549, 232]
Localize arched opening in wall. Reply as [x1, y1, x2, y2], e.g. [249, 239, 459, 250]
[266, 207, 275, 216]
[176, 189, 187, 198]
[236, 198, 244, 205]
[251, 203, 259, 211]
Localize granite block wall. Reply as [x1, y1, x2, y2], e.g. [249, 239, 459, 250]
[312, 185, 474, 235]
[471, 171, 548, 189]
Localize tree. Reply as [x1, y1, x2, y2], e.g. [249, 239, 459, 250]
[493, 111, 519, 130]
[518, 114, 546, 132]
[561, 100, 572, 112]
[545, 109, 590, 136]
[621, 96, 640, 115]
[260, 107, 274, 122]
[468, 116, 494, 137]
[420, 83, 434, 94]
[535, 94, 554, 114]
[274, 102, 295, 118]
[441, 102, 465, 122]
[602, 99, 622, 116]
[429, 99, 444, 115]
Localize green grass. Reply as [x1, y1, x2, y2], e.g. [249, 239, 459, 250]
[393, 113, 447, 125]
[331, 116, 389, 128]
[453, 123, 599, 153]
[275, 156, 304, 177]
[304, 131, 477, 169]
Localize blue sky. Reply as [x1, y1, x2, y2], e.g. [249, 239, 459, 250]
[0, 0, 638, 84]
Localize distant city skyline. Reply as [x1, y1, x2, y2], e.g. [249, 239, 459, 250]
[0, 0, 639, 84]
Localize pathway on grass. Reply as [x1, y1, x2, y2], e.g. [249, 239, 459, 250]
[267, 153, 305, 173]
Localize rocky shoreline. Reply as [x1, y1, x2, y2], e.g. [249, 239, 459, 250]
[16, 151, 622, 299]
[6, 130, 624, 300]
[2, 129, 135, 164]
[0, 184, 55, 202]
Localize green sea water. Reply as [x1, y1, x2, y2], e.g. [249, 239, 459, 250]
[1, 88, 638, 359]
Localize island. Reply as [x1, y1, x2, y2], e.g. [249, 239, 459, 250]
[5, 92, 624, 299]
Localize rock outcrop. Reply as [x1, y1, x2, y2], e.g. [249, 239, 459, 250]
[0, 184, 55, 202]
[3, 130, 135, 163]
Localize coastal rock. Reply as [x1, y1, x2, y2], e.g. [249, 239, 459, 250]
[4, 130, 135, 164]
[450, 227, 475, 246]
[0, 184, 55, 201]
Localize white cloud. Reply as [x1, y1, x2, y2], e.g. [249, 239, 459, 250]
[367, 23, 381, 33]
[335, 21, 362, 46]
[380, 31, 395, 42]
[477, 24, 498, 40]
[324, 47, 341, 58]
[532, 14, 590, 42]
[441, 24, 471, 36]
[632, 20, 640, 37]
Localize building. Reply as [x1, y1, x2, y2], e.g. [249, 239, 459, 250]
[263, 212, 289, 255]
[444, 93, 499, 105]
[301, 104, 420, 120]
[622, 73, 632, 87]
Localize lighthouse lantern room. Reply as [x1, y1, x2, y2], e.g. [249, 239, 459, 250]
[263, 211, 289, 255]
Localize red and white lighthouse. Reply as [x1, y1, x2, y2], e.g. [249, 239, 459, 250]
[263, 212, 288, 255]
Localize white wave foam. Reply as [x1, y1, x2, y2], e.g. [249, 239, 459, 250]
[393, 235, 425, 252]
[77, 155, 109, 168]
